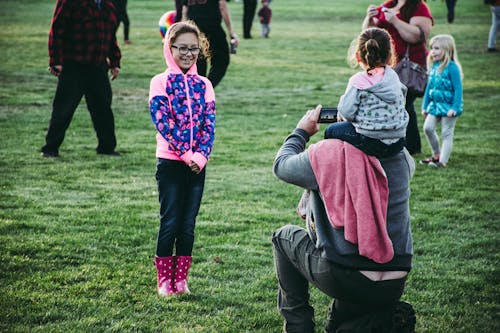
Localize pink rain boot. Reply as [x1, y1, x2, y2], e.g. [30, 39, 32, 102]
[173, 256, 192, 295]
[155, 256, 175, 296]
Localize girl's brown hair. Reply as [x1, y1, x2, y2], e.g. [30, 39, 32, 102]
[167, 20, 211, 59]
[348, 27, 396, 70]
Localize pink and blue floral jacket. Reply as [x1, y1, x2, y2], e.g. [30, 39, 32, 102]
[148, 27, 216, 171]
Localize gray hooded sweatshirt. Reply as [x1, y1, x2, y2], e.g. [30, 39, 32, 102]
[338, 66, 409, 141]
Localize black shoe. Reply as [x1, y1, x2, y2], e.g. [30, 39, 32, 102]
[487, 48, 498, 52]
[447, 12, 454, 23]
[41, 151, 59, 158]
[391, 301, 416, 333]
[97, 151, 121, 156]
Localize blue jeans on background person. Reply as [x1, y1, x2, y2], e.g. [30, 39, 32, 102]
[155, 158, 206, 257]
[324, 122, 405, 159]
[272, 225, 407, 333]
[488, 5, 500, 50]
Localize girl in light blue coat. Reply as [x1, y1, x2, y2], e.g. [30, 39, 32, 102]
[420, 34, 463, 168]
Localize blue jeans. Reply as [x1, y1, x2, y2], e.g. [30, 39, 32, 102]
[272, 225, 407, 333]
[324, 122, 404, 159]
[155, 158, 205, 257]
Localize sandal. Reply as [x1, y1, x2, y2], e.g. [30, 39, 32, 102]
[419, 156, 439, 165]
[429, 161, 446, 168]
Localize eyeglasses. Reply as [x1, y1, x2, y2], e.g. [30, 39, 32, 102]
[171, 45, 201, 55]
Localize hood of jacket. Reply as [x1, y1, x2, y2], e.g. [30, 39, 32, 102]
[363, 66, 407, 104]
[163, 22, 198, 75]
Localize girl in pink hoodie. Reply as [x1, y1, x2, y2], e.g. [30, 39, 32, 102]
[149, 21, 216, 296]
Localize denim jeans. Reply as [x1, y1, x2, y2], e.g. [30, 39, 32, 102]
[489, 5, 500, 49]
[324, 122, 404, 159]
[155, 158, 205, 257]
[272, 225, 407, 333]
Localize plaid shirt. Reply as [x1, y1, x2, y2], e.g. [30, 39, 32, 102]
[48, 0, 121, 68]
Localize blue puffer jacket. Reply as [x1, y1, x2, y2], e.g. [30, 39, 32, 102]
[422, 61, 463, 116]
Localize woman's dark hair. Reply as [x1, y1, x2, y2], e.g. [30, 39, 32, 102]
[387, 0, 421, 21]
[349, 27, 396, 70]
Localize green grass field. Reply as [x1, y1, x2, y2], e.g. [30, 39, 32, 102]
[0, 0, 499, 332]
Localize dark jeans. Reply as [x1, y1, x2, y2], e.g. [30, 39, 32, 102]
[404, 92, 422, 155]
[324, 122, 405, 159]
[42, 62, 116, 155]
[272, 225, 407, 333]
[446, 0, 457, 23]
[155, 158, 206, 257]
[116, 0, 130, 40]
[243, 0, 257, 38]
[195, 23, 230, 88]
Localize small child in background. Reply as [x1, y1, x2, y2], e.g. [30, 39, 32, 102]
[324, 27, 409, 158]
[258, 0, 272, 38]
[420, 34, 463, 168]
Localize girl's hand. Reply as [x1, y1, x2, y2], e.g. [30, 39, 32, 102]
[421, 110, 428, 117]
[189, 161, 201, 174]
[447, 110, 456, 118]
[297, 105, 321, 136]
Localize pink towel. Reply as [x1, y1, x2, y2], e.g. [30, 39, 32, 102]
[308, 139, 393, 263]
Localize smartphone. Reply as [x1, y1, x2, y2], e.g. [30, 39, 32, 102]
[318, 107, 338, 123]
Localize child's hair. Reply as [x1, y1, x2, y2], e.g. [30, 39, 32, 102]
[427, 34, 463, 79]
[347, 28, 396, 70]
[167, 20, 211, 59]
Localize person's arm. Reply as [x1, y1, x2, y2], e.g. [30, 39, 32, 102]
[273, 106, 321, 190]
[181, 4, 188, 21]
[108, 20, 121, 80]
[383, 7, 432, 44]
[337, 84, 359, 122]
[421, 77, 431, 116]
[191, 79, 216, 171]
[219, 0, 239, 46]
[362, 4, 380, 29]
[448, 62, 463, 117]
[48, 0, 69, 70]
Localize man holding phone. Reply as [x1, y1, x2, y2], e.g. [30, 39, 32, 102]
[272, 105, 416, 332]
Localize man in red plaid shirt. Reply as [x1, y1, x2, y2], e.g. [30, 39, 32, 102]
[42, 0, 122, 157]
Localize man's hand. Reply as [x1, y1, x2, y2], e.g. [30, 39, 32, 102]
[48, 65, 63, 77]
[110, 67, 120, 80]
[297, 105, 321, 136]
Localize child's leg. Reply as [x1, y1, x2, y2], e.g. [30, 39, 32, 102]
[423, 114, 441, 158]
[439, 116, 457, 165]
[324, 122, 358, 141]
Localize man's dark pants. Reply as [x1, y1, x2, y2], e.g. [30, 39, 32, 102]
[42, 62, 117, 155]
[272, 225, 407, 333]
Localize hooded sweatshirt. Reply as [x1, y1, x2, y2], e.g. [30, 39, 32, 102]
[148, 23, 216, 170]
[338, 66, 408, 142]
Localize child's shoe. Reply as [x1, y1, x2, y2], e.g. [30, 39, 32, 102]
[173, 256, 192, 295]
[419, 156, 439, 165]
[429, 161, 446, 168]
[155, 256, 175, 296]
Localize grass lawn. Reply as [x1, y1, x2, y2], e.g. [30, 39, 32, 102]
[0, 0, 499, 332]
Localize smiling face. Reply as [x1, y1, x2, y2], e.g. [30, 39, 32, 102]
[170, 32, 199, 73]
